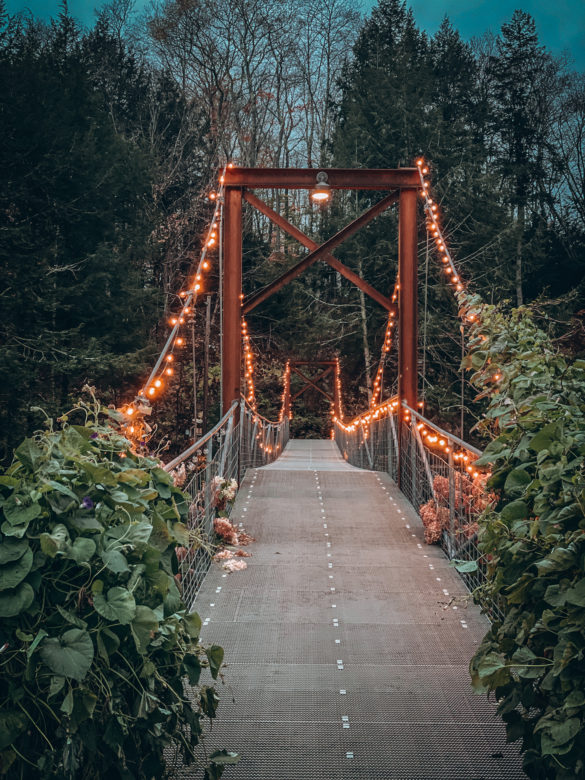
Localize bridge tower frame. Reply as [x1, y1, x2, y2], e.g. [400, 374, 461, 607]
[221, 167, 421, 416]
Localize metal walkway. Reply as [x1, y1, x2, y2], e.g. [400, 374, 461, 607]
[187, 440, 524, 779]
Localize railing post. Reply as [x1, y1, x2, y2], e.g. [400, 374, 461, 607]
[448, 447, 456, 555]
[410, 422, 417, 509]
[204, 436, 214, 535]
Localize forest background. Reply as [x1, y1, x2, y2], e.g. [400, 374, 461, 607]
[1, 0, 584, 462]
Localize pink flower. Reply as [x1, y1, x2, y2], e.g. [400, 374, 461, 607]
[213, 517, 238, 545]
[222, 559, 247, 572]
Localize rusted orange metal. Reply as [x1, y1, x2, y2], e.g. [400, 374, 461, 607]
[224, 167, 420, 190]
[243, 191, 399, 313]
[398, 187, 418, 411]
[222, 187, 243, 413]
[243, 191, 395, 313]
[220, 167, 421, 418]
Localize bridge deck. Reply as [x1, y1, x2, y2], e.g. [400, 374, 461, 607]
[184, 440, 524, 779]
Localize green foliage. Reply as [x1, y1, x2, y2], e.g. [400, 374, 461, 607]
[0, 394, 237, 779]
[460, 291, 585, 779]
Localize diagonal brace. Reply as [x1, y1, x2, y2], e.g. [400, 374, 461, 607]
[243, 191, 400, 313]
[290, 365, 334, 402]
[243, 191, 395, 312]
[291, 366, 333, 401]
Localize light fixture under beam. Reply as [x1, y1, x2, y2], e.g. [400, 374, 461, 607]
[311, 171, 331, 202]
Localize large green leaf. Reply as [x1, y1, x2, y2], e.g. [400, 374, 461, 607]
[565, 578, 585, 607]
[106, 520, 153, 546]
[14, 438, 43, 470]
[74, 461, 118, 487]
[500, 500, 529, 523]
[131, 605, 159, 653]
[205, 645, 224, 680]
[40, 524, 71, 557]
[67, 537, 96, 564]
[39, 629, 94, 681]
[0, 582, 34, 617]
[183, 611, 202, 640]
[504, 468, 531, 495]
[101, 549, 129, 573]
[0, 711, 27, 750]
[183, 653, 202, 685]
[93, 587, 136, 624]
[0, 547, 33, 591]
[0, 538, 29, 564]
[2, 497, 41, 527]
[529, 423, 561, 453]
[535, 547, 576, 575]
[117, 468, 149, 486]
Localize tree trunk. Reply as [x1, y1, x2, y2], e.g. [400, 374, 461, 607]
[516, 204, 524, 306]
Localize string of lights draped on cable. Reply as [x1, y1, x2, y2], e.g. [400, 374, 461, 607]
[119, 163, 233, 444]
[335, 158, 483, 472]
[415, 158, 478, 317]
[279, 360, 291, 423]
[242, 318, 257, 411]
[370, 280, 399, 409]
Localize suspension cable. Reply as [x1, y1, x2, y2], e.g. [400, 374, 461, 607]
[370, 280, 399, 409]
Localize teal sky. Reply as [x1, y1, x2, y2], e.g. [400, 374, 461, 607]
[5, 0, 585, 70]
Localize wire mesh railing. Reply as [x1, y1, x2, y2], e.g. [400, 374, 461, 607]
[164, 400, 289, 608]
[334, 401, 495, 607]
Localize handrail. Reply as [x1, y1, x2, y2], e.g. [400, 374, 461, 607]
[401, 403, 482, 457]
[163, 401, 239, 471]
[241, 396, 282, 426]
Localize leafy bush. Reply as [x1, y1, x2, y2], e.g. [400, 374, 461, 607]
[0, 395, 236, 779]
[460, 293, 585, 779]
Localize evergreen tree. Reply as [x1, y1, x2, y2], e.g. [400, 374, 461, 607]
[0, 10, 161, 460]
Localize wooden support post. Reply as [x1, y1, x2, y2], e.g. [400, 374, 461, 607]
[398, 188, 418, 410]
[222, 188, 243, 414]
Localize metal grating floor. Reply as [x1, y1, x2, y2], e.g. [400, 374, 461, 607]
[178, 440, 525, 779]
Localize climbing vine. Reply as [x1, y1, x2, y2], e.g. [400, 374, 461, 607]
[0, 392, 238, 779]
[459, 292, 585, 779]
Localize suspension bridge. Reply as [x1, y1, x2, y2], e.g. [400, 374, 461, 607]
[122, 164, 525, 777]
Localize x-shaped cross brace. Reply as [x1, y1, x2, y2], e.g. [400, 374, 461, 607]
[242, 191, 399, 314]
[290, 364, 334, 403]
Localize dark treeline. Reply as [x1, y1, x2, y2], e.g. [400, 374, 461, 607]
[1, 0, 584, 457]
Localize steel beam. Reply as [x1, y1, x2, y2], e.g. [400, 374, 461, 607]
[290, 366, 333, 402]
[243, 191, 399, 313]
[243, 191, 394, 312]
[222, 187, 243, 414]
[224, 167, 420, 190]
[398, 188, 418, 410]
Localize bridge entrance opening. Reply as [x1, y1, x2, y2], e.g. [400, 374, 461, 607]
[220, 167, 421, 416]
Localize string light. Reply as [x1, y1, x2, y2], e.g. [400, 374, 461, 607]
[279, 360, 291, 422]
[416, 159, 471, 309]
[370, 280, 399, 409]
[117, 162, 233, 448]
[242, 318, 257, 411]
